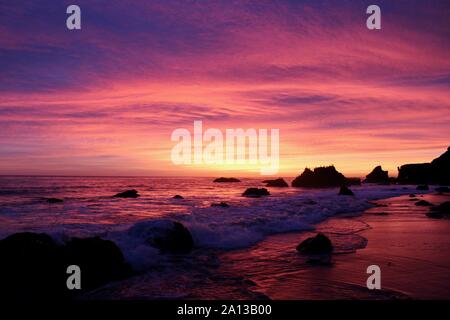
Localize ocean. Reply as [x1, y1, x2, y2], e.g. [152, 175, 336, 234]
[0, 176, 422, 260]
[0, 176, 426, 298]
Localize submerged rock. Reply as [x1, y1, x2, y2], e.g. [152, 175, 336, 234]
[46, 198, 63, 203]
[296, 233, 333, 255]
[113, 189, 140, 198]
[372, 211, 389, 216]
[242, 188, 270, 197]
[415, 200, 433, 206]
[426, 212, 444, 219]
[435, 186, 450, 193]
[291, 166, 348, 188]
[426, 201, 450, 218]
[173, 195, 184, 199]
[369, 202, 388, 207]
[213, 177, 240, 183]
[264, 178, 289, 187]
[211, 202, 230, 208]
[429, 201, 450, 215]
[128, 220, 194, 254]
[364, 166, 389, 184]
[338, 185, 354, 196]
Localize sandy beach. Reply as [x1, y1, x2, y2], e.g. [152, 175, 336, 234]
[219, 192, 450, 299]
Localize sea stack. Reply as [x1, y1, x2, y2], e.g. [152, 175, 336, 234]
[264, 178, 289, 187]
[291, 166, 348, 188]
[113, 189, 140, 198]
[398, 147, 450, 184]
[242, 188, 270, 197]
[338, 185, 354, 196]
[213, 177, 241, 183]
[364, 166, 389, 184]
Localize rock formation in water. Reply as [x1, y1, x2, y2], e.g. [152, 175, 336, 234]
[291, 166, 348, 188]
[338, 185, 354, 196]
[364, 166, 389, 184]
[242, 188, 270, 197]
[128, 220, 194, 254]
[264, 178, 289, 187]
[213, 177, 241, 183]
[296, 233, 333, 255]
[398, 147, 450, 185]
[0, 232, 132, 300]
[113, 189, 140, 198]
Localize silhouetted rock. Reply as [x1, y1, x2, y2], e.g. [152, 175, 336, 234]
[398, 147, 450, 184]
[372, 211, 389, 216]
[409, 194, 416, 197]
[46, 198, 63, 203]
[370, 202, 388, 207]
[292, 166, 348, 188]
[62, 237, 132, 291]
[338, 185, 354, 196]
[213, 177, 240, 183]
[296, 233, 333, 255]
[264, 178, 288, 187]
[416, 185, 429, 191]
[0, 232, 63, 300]
[128, 220, 194, 254]
[0, 232, 132, 300]
[415, 200, 433, 206]
[430, 201, 450, 215]
[242, 188, 270, 197]
[346, 177, 362, 186]
[306, 256, 333, 266]
[435, 186, 450, 193]
[426, 212, 444, 219]
[431, 147, 450, 185]
[211, 202, 230, 208]
[398, 163, 431, 184]
[364, 166, 389, 184]
[113, 189, 140, 198]
[173, 195, 184, 199]
[389, 177, 398, 184]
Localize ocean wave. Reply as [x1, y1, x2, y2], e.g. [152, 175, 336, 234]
[101, 185, 422, 269]
[0, 182, 426, 271]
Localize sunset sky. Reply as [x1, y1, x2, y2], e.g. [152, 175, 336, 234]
[0, 0, 449, 177]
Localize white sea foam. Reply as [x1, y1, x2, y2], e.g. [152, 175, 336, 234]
[105, 184, 424, 269]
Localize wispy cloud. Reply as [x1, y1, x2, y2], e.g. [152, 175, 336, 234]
[0, 0, 449, 175]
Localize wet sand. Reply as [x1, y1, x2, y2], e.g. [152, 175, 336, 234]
[219, 192, 450, 299]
